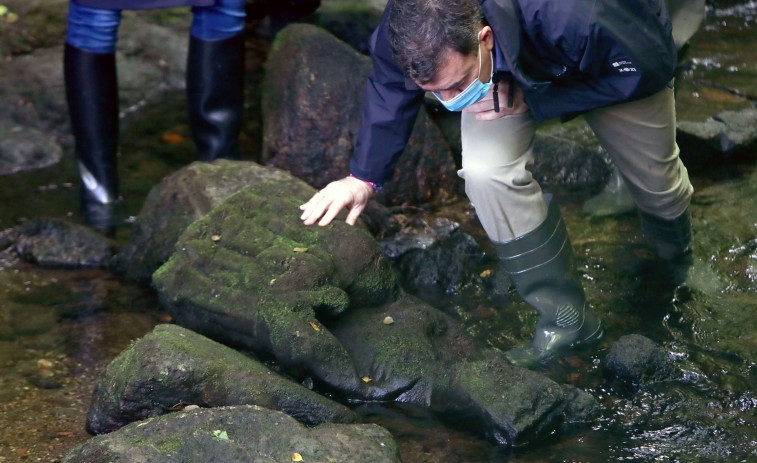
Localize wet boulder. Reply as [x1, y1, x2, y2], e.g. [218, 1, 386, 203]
[677, 107, 757, 170]
[395, 229, 487, 294]
[381, 216, 488, 294]
[152, 183, 398, 395]
[532, 130, 612, 188]
[330, 299, 600, 444]
[328, 294, 471, 403]
[605, 334, 678, 387]
[86, 324, 357, 435]
[114, 160, 315, 283]
[0, 125, 62, 176]
[14, 218, 114, 268]
[379, 216, 506, 297]
[261, 23, 459, 208]
[147, 166, 600, 445]
[65, 405, 401, 463]
[431, 351, 600, 446]
[309, 0, 384, 54]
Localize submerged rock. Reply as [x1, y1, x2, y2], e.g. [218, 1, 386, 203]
[431, 352, 600, 446]
[677, 107, 757, 170]
[86, 324, 357, 435]
[328, 294, 471, 403]
[0, 125, 62, 176]
[605, 334, 678, 387]
[65, 405, 401, 463]
[330, 298, 599, 443]
[14, 218, 114, 268]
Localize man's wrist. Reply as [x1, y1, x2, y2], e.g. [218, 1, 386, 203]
[349, 174, 383, 193]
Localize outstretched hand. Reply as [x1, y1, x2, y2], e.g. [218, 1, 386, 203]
[299, 176, 375, 226]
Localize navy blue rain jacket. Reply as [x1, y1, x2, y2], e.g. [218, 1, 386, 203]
[350, 0, 678, 186]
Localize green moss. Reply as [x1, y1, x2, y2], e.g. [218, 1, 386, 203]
[102, 337, 144, 393]
[453, 361, 492, 393]
[374, 334, 435, 377]
[0, 4, 68, 56]
[137, 8, 192, 29]
[156, 436, 183, 453]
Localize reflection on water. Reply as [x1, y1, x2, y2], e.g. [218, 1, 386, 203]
[1, 1, 756, 462]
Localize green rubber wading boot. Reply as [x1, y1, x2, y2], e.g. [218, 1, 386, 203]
[186, 32, 245, 162]
[639, 208, 727, 296]
[495, 199, 603, 366]
[64, 44, 121, 235]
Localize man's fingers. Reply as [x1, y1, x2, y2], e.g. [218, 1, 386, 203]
[345, 203, 366, 226]
[299, 176, 373, 227]
[300, 197, 327, 225]
[465, 97, 494, 113]
[318, 201, 345, 226]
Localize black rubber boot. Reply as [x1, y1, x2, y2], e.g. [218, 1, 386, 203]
[495, 199, 603, 365]
[639, 208, 726, 295]
[64, 43, 120, 234]
[639, 209, 692, 262]
[186, 32, 245, 162]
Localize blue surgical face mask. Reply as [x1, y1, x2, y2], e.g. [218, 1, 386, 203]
[433, 46, 493, 112]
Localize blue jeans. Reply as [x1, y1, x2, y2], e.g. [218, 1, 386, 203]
[66, 0, 246, 54]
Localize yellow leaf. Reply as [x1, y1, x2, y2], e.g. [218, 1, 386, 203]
[292, 453, 303, 461]
[211, 235, 221, 242]
[362, 376, 372, 383]
[480, 269, 492, 278]
[293, 247, 308, 253]
[309, 322, 320, 332]
[162, 131, 186, 144]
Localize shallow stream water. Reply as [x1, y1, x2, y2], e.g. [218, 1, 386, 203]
[1, 1, 756, 461]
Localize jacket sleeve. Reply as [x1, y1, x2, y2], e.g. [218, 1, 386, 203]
[349, 9, 425, 185]
[523, 0, 677, 121]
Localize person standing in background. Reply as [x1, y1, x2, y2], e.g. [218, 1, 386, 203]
[64, 0, 247, 234]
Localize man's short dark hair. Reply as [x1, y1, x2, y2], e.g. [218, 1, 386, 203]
[387, 0, 485, 84]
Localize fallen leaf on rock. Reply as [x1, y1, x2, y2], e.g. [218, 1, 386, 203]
[37, 358, 54, 369]
[162, 131, 186, 144]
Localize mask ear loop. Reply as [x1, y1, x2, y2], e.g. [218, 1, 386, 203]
[479, 29, 501, 112]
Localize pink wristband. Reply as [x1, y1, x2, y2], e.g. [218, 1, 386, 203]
[349, 174, 381, 192]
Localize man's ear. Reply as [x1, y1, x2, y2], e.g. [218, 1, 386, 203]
[479, 25, 494, 51]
